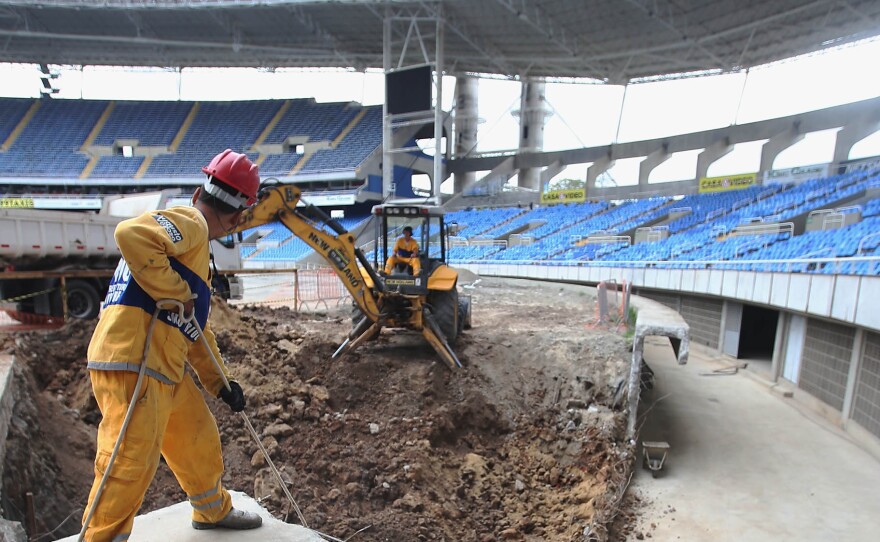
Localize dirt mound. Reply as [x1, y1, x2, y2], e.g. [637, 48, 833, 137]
[1, 278, 635, 541]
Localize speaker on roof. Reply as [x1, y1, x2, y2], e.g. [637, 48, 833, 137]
[385, 65, 432, 115]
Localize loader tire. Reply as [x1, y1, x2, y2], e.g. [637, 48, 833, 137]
[429, 287, 459, 344]
[458, 296, 472, 331]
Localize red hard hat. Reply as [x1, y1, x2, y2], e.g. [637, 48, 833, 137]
[201, 149, 259, 208]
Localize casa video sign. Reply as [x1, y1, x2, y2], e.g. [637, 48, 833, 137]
[698, 173, 756, 193]
[540, 188, 586, 205]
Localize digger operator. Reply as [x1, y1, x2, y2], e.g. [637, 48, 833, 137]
[82, 149, 263, 541]
[383, 225, 421, 276]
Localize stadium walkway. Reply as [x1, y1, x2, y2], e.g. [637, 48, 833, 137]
[629, 338, 880, 541]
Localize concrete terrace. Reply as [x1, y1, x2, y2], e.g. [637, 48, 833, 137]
[629, 338, 880, 541]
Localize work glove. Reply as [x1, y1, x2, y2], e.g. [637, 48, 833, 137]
[219, 381, 246, 412]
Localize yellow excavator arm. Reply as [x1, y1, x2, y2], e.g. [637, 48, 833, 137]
[229, 185, 383, 321]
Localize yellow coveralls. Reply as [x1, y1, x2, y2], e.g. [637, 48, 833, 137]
[83, 206, 235, 542]
[384, 236, 421, 275]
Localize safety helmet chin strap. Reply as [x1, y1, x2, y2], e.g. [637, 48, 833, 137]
[204, 175, 249, 210]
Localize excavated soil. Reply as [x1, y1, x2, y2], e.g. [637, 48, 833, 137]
[1, 277, 637, 541]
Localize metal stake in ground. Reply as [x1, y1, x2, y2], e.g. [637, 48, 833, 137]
[183, 299, 309, 528]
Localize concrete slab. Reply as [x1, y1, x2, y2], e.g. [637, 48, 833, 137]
[59, 492, 324, 542]
[628, 339, 880, 542]
[626, 296, 690, 437]
[631, 296, 690, 365]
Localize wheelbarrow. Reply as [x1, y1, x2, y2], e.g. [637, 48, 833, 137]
[641, 441, 670, 478]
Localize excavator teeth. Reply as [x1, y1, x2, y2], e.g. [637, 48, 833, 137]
[422, 310, 463, 370]
[333, 322, 381, 361]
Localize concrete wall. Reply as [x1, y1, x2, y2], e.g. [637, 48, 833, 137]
[0, 355, 14, 483]
[852, 331, 880, 440]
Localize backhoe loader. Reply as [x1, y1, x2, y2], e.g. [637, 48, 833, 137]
[230, 184, 471, 369]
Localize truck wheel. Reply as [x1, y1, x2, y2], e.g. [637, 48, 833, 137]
[429, 287, 459, 344]
[66, 280, 101, 320]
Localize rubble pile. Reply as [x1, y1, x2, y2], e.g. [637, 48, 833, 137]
[2, 278, 636, 541]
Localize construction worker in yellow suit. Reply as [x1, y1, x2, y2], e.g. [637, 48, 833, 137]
[82, 150, 263, 541]
[383, 225, 421, 275]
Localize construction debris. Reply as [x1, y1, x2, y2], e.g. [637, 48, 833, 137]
[1, 278, 636, 541]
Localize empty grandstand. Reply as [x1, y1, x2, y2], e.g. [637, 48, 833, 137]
[444, 173, 879, 276]
[0, 97, 384, 188]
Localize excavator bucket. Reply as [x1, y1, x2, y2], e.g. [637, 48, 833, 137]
[332, 313, 382, 360]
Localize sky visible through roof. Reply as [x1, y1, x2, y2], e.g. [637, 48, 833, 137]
[1, 37, 879, 191]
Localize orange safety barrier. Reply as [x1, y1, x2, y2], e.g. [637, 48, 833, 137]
[295, 267, 350, 312]
[0, 308, 65, 331]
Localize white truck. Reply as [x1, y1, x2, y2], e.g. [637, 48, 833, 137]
[0, 191, 243, 321]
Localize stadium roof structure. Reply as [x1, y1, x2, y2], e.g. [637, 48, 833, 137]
[0, 0, 879, 82]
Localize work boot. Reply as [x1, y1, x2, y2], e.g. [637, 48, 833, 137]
[192, 508, 263, 530]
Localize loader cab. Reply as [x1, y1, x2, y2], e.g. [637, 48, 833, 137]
[372, 204, 447, 294]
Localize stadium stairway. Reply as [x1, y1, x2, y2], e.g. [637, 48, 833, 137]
[79, 101, 117, 179]
[287, 108, 372, 175]
[253, 99, 292, 167]
[0, 100, 40, 152]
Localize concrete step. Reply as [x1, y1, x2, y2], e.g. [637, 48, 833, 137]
[60, 492, 323, 542]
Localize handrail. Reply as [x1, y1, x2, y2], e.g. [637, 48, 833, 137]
[858, 231, 880, 255]
[584, 235, 631, 245]
[836, 205, 862, 214]
[470, 239, 507, 247]
[449, 255, 880, 270]
[799, 247, 834, 259]
[729, 221, 794, 237]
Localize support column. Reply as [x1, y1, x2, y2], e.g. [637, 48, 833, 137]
[586, 154, 614, 195]
[381, 8, 392, 199]
[432, 17, 444, 205]
[696, 137, 733, 180]
[540, 160, 565, 190]
[770, 312, 787, 382]
[842, 329, 865, 424]
[833, 118, 880, 166]
[638, 143, 670, 188]
[760, 122, 803, 174]
[453, 76, 479, 194]
[515, 79, 551, 191]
